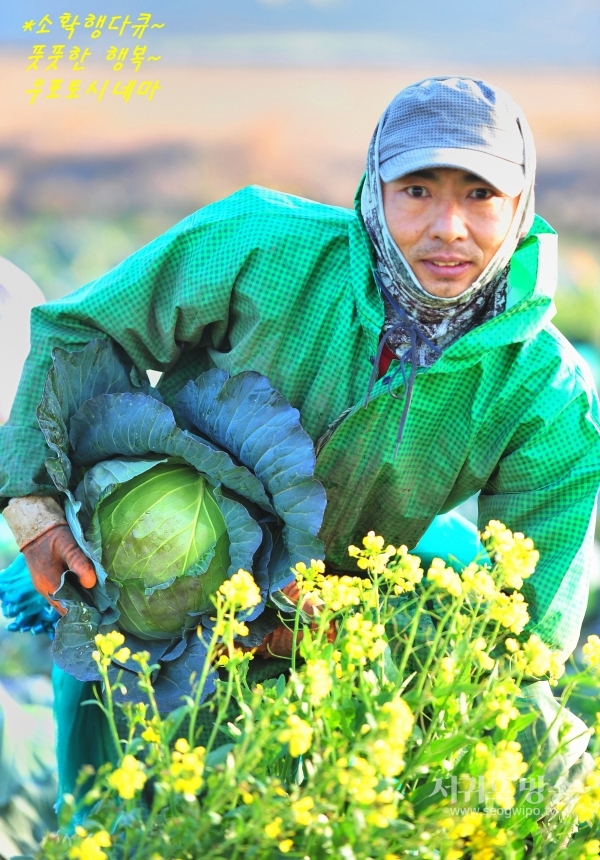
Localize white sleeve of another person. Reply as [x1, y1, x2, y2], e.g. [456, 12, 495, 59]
[0, 256, 45, 424]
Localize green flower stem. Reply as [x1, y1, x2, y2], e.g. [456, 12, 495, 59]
[131, 796, 165, 860]
[395, 584, 436, 680]
[96, 657, 125, 761]
[187, 598, 227, 745]
[290, 598, 303, 674]
[204, 606, 242, 755]
[413, 595, 465, 701]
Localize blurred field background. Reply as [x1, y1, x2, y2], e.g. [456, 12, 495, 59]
[0, 0, 599, 703]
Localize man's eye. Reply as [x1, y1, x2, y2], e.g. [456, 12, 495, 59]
[405, 186, 429, 198]
[469, 188, 494, 200]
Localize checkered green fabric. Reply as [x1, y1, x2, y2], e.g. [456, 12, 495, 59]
[1, 181, 599, 655]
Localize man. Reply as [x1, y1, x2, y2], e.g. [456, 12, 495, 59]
[2, 77, 599, 791]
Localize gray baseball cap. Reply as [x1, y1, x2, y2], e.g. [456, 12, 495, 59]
[378, 77, 526, 197]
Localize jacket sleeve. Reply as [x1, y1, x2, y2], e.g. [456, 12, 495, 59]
[0, 196, 258, 503]
[478, 368, 600, 658]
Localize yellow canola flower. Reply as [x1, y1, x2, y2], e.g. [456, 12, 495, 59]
[348, 531, 396, 576]
[443, 811, 507, 860]
[472, 638, 495, 672]
[291, 795, 315, 826]
[574, 764, 600, 824]
[294, 558, 373, 611]
[580, 840, 600, 860]
[107, 754, 147, 800]
[369, 697, 414, 778]
[94, 630, 125, 656]
[485, 679, 521, 729]
[479, 740, 527, 809]
[480, 520, 539, 589]
[131, 650, 151, 668]
[141, 722, 161, 744]
[467, 824, 507, 860]
[332, 648, 343, 679]
[217, 569, 261, 611]
[583, 635, 600, 672]
[367, 788, 398, 828]
[319, 575, 372, 611]
[461, 563, 498, 601]
[68, 830, 112, 860]
[343, 613, 387, 664]
[514, 634, 565, 682]
[337, 755, 379, 804]
[264, 817, 283, 839]
[369, 738, 406, 780]
[293, 558, 326, 581]
[380, 696, 415, 742]
[440, 656, 457, 684]
[427, 559, 463, 598]
[169, 738, 206, 800]
[384, 545, 423, 595]
[304, 658, 333, 705]
[279, 840, 294, 854]
[489, 591, 529, 635]
[232, 620, 249, 637]
[366, 797, 398, 828]
[215, 647, 249, 668]
[489, 699, 520, 731]
[448, 811, 483, 839]
[93, 631, 128, 665]
[362, 531, 387, 553]
[292, 559, 326, 599]
[505, 633, 565, 683]
[278, 714, 313, 758]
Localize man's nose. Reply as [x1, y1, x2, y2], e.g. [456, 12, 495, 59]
[428, 201, 469, 244]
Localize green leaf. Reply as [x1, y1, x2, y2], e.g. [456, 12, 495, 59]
[205, 743, 235, 768]
[69, 392, 274, 514]
[51, 581, 103, 683]
[418, 735, 469, 766]
[36, 339, 144, 491]
[162, 705, 191, 744]
[176, 370, 326, 590]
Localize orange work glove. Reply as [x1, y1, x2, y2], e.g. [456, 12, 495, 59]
[251, 579, 336, 659]
[21, 524, 97, 616]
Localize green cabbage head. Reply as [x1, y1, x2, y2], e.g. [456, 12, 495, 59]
[97, 462, 230, 640]
[37, 339, 326, 710]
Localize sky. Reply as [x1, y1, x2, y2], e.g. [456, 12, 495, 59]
[1, 0, 599, 65]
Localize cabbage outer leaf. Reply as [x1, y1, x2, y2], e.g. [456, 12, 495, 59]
[176, 370, 326, 592]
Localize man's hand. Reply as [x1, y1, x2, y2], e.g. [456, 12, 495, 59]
[251, 580, 336, 659]
[22, 524, 97, 615]
[3, 496, 97, 616]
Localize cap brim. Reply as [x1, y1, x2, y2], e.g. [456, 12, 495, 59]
[380, 147, 525, 197]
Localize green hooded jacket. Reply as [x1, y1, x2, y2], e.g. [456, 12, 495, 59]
[1, 182, 599, 655]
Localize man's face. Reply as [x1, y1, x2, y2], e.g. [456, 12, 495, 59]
[381, 167, 520, 298]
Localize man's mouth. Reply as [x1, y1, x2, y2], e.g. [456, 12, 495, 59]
[421, 259, 472, 278]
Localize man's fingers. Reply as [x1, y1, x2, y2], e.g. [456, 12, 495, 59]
[281, 581, 300, 602]
[62, 543, 97, 588]
[47, 595, 67, 617]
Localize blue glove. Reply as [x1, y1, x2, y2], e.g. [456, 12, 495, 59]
[0, 553, 59, 636]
